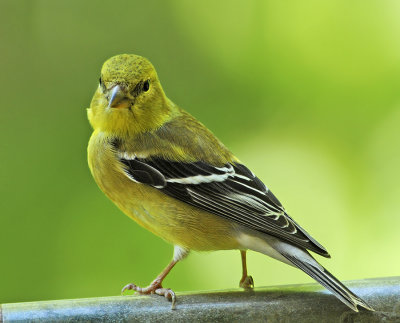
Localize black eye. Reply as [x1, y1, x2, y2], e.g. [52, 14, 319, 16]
[143, 80, 150, 92]
[99, 77, 102, 85]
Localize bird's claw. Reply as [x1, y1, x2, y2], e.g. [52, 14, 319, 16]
[121, 283, 137, 295]
[121, 281, 177, 309]
[154, 287, 176, 309]
[239, 275, 254, 289]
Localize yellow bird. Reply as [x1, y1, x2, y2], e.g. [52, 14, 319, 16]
[87, 54, 373, 312]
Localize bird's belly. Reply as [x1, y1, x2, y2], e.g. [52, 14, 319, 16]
[114, 183, 241, 251]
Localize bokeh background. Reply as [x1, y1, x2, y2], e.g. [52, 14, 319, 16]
[1, 0, 399, 304]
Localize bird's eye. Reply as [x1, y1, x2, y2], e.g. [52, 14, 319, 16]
[99, 77, 103, 86]
[143, 80, 150, 92]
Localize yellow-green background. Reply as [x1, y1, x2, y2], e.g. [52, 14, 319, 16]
[1, 0, 399, 304]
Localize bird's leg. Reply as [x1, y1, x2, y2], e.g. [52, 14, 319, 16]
[121, 246, 189, 309]
[121, 259, 178, 307]
[239, 250, 254, 289]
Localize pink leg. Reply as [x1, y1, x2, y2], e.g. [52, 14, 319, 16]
[122, 259, 178, 309]
[239, 250, 254, 289]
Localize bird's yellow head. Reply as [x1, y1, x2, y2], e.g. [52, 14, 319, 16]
[88, 54, 175, 137]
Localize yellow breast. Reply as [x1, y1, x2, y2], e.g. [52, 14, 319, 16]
[87, 130, 240, 251]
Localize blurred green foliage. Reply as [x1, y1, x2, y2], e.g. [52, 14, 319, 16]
[1, 0, 399, 304]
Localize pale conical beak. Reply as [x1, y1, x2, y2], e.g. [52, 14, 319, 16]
[108, 85, 130, 109]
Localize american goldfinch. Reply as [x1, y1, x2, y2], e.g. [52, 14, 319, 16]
[87, 54, 373, 312]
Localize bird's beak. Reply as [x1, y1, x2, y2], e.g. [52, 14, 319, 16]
[108, 85, 131, 109]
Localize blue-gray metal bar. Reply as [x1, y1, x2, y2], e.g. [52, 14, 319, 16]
[1, 277, 399, 322]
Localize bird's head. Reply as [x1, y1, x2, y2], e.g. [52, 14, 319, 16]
[88, 54, 175, 136]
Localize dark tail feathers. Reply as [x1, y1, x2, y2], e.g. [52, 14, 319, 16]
[283, 253, 374, 312]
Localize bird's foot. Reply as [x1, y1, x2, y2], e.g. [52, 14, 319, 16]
[239, 275, 254, 289]
[121, 278, 177, 309]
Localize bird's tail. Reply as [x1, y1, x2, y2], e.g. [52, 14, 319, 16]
[239, 233, 374, 312]
[280, 250, 374, 312]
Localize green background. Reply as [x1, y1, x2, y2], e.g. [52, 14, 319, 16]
[1, 0, 399, 304]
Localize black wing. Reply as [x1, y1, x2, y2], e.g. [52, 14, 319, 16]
[119, 154, 329, 257]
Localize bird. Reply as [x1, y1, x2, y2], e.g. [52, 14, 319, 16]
[87, 53, 373, 312]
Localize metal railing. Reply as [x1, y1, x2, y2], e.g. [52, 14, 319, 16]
[1, 277, 399, 322]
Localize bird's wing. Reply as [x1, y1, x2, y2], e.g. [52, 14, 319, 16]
[118, 153, 329, 256]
